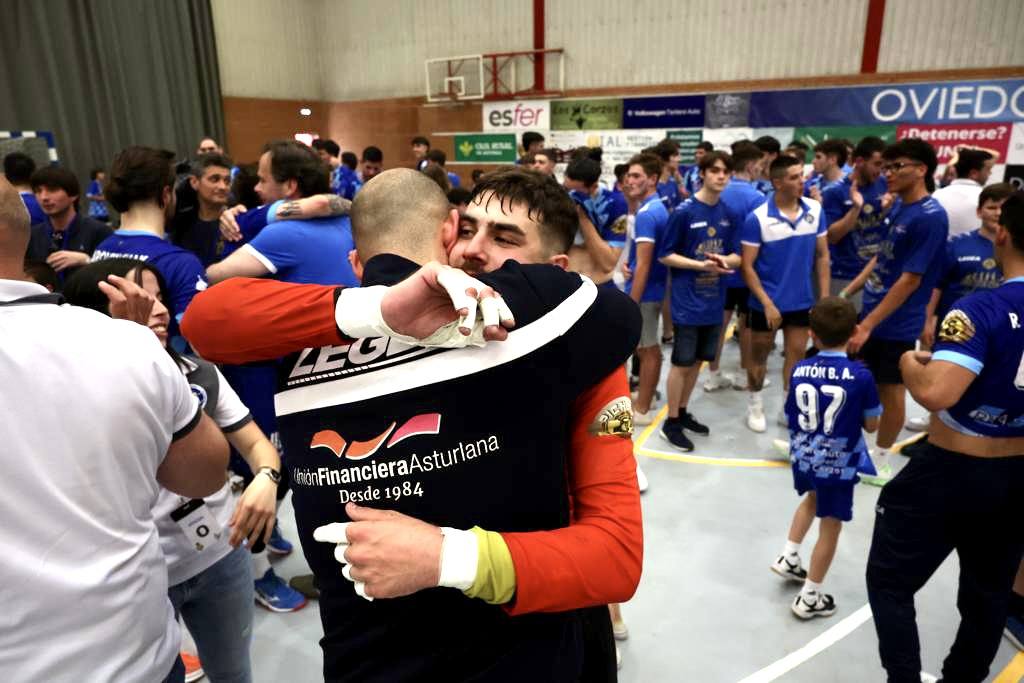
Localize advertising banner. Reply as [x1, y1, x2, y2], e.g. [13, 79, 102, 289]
[702, 127, 753, 150]
[623, 96, 704, 129]
[482, 100, 550, 131]
[551, 99, 623, 130]
[705, 93, 750, 128]
[750, 79, 1024, 127]
[667, 129, 704, 163]
[1006, 123, 1024, 164]
[453, 134, 517, 163]
[793, 125, 897, 151]
[895, 122, 1012, 163]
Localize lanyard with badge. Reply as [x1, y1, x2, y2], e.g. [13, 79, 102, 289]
[170, 497, 223, 551]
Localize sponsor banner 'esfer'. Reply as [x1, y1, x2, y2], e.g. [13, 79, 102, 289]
[482, 100, 550, 131]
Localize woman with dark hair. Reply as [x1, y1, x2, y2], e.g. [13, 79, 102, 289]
[65, 259, 284, 683]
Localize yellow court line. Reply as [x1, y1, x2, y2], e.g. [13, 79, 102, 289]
[993, 652, 1024, 683]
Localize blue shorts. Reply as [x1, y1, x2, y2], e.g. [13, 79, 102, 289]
[792, 466, 855, 522]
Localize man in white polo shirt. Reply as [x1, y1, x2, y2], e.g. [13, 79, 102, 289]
[0, 177, 229, 682]
[933, 148, 994, 237]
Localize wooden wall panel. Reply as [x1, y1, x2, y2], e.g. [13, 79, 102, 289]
[222, 97, 328, 165]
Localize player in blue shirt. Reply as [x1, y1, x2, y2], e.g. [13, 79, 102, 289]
[3, 152, 47, 224]
[337, 153, 362, 200]
[658, 151, 740, 451]
[622, 153, 670, 424]
[924, 183, 1014, 347]
[752, 136, 782, 195]
[653, 139, 684, 212]
[868, 190, 1024, 683]
[563, 157, 629, 293]
[822, 136, 891, 308]
[86, 168, 110, 222]
[741, 155, 830, 432]
[803, 139, 847, 200]
[706, 142, 767, 391]
[771, 297, 881, 619]
[90, 147, 208, 345]
[207, 141, 358, 287]
[846, 139, 948, 483]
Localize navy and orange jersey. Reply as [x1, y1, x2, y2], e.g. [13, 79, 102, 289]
[183, 255, 642, 681]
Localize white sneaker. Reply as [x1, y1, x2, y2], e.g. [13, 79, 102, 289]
[635, 462, 649, 493]
[633, 409, 655, 426]
[770, 554, 808, 582]
[906, 416, 929, 432]
[791, 591, 837, 619]
[747, 402, 767, 433]
[612, 620, 629, 641]
[777, 409, 788, 428]
[703, 371, 732, 391]
[616, 645, 622, 670]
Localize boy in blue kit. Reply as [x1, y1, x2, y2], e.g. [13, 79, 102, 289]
[86, 168, 109, 222]
[868, 191, 1024, 683]
[658, 151, 740, 451]
[803, 139, 847, 200]
[772, 297, 881, 619]
[741, 155, 831, 432]
[683, 142, 714, 198]
[823, 136, 891, 307]
[846, 139, 948, 483]
[91, 147, 208, 337]
[706, 142, 767, 391]
[624, 153, 670, 423]
[753, 136, 781, 195]
[654, 139, 683, 212]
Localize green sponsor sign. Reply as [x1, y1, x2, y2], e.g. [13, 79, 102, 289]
[791, 125, 897, 162]
[454, 134, 517, 163]
[551, 99, 623, 130]
[667, 129, 704, 163]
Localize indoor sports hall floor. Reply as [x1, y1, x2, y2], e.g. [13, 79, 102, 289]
[247, 338, 1023, 682]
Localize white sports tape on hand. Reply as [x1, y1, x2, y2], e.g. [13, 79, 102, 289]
[438, 527, 478, 591]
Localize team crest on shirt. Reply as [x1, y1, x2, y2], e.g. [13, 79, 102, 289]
[610, 215, 628, 235]
[189, 384, 209, 409]
[863, 204, 874, 215]
[707, 227, 717, 237]
[938, 309, 975, 343]
[803, 213, 815, 224]
[983, 258, 997, 270]
[589, 396, 633, 439]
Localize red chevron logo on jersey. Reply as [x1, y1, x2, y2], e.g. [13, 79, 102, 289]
[310, 413, 442, 460]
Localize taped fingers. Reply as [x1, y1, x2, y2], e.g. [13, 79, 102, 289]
[313, 522, 352, 545]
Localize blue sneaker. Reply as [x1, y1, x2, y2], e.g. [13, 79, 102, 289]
[254, 568, 307, 612]
[1006, 614, 1024, 651]
[266, 522, 293, 556]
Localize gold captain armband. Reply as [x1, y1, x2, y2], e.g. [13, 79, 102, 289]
[938, 309, 976, 344]
[588, 396, 634, 439]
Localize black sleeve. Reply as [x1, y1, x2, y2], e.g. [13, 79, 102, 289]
[25, 225, 46, 261]
[476, 259, 586, 329]
[564, 287, 641, 395]
[87, 220, 113, 253]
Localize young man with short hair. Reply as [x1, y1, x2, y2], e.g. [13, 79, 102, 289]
[338, 151, 361, 199]
[530, 149, 557, 177]
[706, 142, 766, 391]
[658, 151, 740, 450]
[359, 146, 384, 183]
[933, 148, 995, 237]
[623, 153, 669, 424]
[196, 137, 221, 155]
[411, 136, 430, 170]
[804, 139, 848, 200]
[824, 136, 891, 307]
[313, 138, 344, 194]
[563, 156, 628, 288]
[3, 152, 46, 224]
[846, 139, 948, 483]
[171, 153, 233, 267]
[772, 296, 881, 619]
[653, 139, 684, 212]
[741, 155, 830, 432]
[683, 141, 714, 199]
[752, 136, 782, 195]
[785, 141, 809, 165]
[24, 166, 112, 280]
[867, 190, 1024, 683]
[520, 131, 545, 162]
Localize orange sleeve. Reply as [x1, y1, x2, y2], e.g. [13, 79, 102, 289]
[500, 367, 643, 615]
[180, 278, 347, 364]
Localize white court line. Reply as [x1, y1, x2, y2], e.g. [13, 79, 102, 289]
[735, 604, 873, 683]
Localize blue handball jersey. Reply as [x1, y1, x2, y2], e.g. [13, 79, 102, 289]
[785, 351, 883, 482]
[935, 229, 1001, 320]
[740, 195, 827, 313]
[220, 204, 270, 258]
[720, 177, 767, 288]
[244, 214, 358, 286]
[659, 196, 738, 325]
[91, 230, 208, 321]
[568, 188, 628, 250]
[862, 196, 948, 341]
[657, 180, 682, 213]
[626, 194, 670, 304]
[821, 175, 889, 280]
[932, 278, 1024, 439]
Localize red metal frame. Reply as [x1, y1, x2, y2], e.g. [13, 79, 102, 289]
[481, 48, 564, 100]
[860, 0, 886, 74]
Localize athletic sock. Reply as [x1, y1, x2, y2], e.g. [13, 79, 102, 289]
[874, 447, 891, 462]
[749, 390, 763, 407]
[801, 580, 822, 599]
[783, 540, 801, 558]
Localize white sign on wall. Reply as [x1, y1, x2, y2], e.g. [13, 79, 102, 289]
[483, 100, 550, 131]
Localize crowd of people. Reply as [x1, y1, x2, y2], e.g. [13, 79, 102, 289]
[1, 123, 1022, 683]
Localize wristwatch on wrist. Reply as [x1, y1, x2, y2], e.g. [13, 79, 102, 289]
[258, 466, 281, 484]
